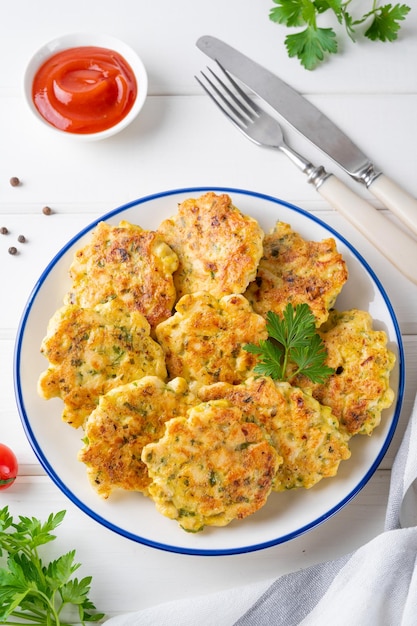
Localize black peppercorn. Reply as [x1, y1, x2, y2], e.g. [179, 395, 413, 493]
[17, 235, 26, 243]
[9, 177, 20, 187]
[0, 226, 8, 235]
[8, 246, 18, 255]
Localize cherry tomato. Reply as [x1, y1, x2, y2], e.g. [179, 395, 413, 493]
[0, 443, 18, 490]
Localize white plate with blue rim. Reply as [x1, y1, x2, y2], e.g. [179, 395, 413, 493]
[14, 187, 404, 556]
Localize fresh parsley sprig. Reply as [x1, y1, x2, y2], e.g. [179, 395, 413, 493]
[245, 303, 334, 383]
[269, 1, 411, 69]
[0, 507, 104, 625]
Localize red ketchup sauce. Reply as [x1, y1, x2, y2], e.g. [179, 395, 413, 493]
[32, 46, 138, 134]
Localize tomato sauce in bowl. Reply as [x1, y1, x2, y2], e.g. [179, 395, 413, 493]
[32, 46, 137, 134]
[24, 34, 148, 140]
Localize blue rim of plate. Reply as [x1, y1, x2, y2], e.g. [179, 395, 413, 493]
[14, 186, 405, 556]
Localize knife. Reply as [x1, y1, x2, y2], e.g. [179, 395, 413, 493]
[197, 36, 417, 238]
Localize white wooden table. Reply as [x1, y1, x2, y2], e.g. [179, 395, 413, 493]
[1, 1, 416, 621]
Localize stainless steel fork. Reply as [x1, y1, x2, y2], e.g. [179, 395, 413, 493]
[195, 63, 417, 286]
[196, 63, 327, 188]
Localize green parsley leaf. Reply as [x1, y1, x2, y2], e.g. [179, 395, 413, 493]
[286, 24, 338, 70]
[315, 0, 343, 17]
[0, 506, 105, 625]
[269, 0, 307, 26]
[45, 550, 81, 590]
[245, 338, 285, 380]
[244, 303, 334, 383]
[269, 1, 411, 69]
[364, 3, 411, 42]
[290, 333, 335, 383]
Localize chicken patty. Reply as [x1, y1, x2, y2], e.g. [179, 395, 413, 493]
[142, 400, 281, 532]
[155, 292, 267, 388]
[293, 309, 396, 436]
[79, 376, 199, 498]
[157, 192, 264, 299]
[65, 220, 179, 330]
[38, 298, 167, 428]
[245, 221, 348, 327]
[198, 376, 351, 491]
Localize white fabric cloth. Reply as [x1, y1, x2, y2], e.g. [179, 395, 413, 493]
[103, 579, 273, 626]
[104, 395, 417, 626]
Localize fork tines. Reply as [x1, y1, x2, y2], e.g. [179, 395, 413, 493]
[195, 62, 260, 130]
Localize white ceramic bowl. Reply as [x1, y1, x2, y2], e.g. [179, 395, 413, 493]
[23, 33, 148, 141]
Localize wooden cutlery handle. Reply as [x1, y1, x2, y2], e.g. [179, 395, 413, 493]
[317, 174, 417, 285]
[368, 174, 417, 238]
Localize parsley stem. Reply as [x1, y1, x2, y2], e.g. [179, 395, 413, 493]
[6, 588, 61, 625]
[35, 589, 61, 624]
[6, 609, 57, 625]
[7, 616, 44, 625]
[7, 612, 76, 626]
[7, 614, 74, 626]
[281, 349, 289, 380]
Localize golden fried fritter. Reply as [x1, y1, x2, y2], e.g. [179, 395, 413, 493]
[65, 220, 179, 330]
[198, 377, 351, 491]
[245, 221, 348, 327]
[157, 192, 264, 299]
[79, 377, 199, 498]
[293, 309, 396, 436]
[142, 400, 281, 532]
[155, 292, 267, 388]
[38, 299, 167, 428]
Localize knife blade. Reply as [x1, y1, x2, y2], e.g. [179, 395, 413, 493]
[197, 36, 417, 237]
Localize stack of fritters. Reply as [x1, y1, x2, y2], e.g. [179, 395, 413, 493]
[38, 191, 396, 532]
